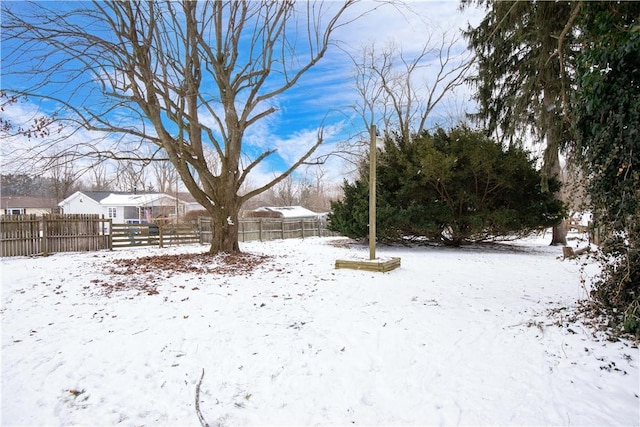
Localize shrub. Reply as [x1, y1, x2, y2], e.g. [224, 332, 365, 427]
[329, 126, 565, 245]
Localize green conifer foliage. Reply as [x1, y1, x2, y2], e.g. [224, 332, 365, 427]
[463, 0, 579, 246]
[329, 127, 565, 245]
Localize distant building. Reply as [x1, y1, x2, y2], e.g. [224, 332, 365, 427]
[244, 206, 319, 219]
[176, 192, 204, 214]
[1, 196, 60, 216]
[58, 191, 194, 224]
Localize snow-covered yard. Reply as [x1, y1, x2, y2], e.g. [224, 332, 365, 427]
[1, 234, 638, 426]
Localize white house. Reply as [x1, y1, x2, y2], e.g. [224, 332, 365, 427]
[1, 196, 60, 216]
[58, 191, 193, 224]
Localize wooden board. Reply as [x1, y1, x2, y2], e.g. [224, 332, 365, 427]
[335, 257, 401, 272]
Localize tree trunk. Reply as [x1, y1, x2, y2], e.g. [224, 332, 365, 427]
[543, 136, 568, 246]
[546, 146, 568, 246]
[551, 221, 567, 246]
[208, 201, 241, 254]
[542, 82, 568, 247]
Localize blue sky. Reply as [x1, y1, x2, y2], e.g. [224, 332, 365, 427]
[1, 1, 484, 189]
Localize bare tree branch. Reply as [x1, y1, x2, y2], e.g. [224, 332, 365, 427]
[349, 28, 473, 142]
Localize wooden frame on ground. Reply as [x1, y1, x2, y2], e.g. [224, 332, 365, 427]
[335, 257, 401, 273]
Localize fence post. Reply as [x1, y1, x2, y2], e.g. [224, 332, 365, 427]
[300, 219, 304, 239]
[281, 219, 285, 239]
[107, 218, 113, 250]
[159, 225, 164, 248]
[41, 216, 48, 256]
[259, 219, 263, 242]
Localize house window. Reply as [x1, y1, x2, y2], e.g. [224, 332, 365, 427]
[108, 207, 117, 219]
[5, 208, 23, 215]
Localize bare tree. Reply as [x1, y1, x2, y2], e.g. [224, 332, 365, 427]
[114, 160, 150, 193]
[88, 160, 113, 191]
[149, 158, 178, 194]
[2, 0, 369, 253]
[302, 167, 334, 212]
[351, 32, 473, 139]
[257, 167, 335, 212]
[263, 175, 302, 207]
[47, 151, 81, 200]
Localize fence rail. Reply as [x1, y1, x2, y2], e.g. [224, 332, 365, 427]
[111, 223, 160, 249]
[198, 217, 333, 243]
[1, 214, 334, 257]
[111, 223, 200, 248]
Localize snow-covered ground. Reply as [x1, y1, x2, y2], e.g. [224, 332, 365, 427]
[1, 233, 638, 426]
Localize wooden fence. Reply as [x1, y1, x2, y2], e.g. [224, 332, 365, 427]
[198, 217, 333, 243]
[0, 214, 111, 257]
[1, 215, 335, 257]
[111, 223, 199, 248]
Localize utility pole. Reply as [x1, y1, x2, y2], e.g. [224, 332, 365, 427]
[335, 125, 399, 273]
[369, 124, 377, 260]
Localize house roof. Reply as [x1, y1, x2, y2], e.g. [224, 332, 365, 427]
[79, 191, 114, 203]
[253, 206, 318, 218]
[1, 196, 59, 209]
[176, 192, 198, 203]
[100, 193, 177, 207]
[80, 191, 159, 203]
[60, 191, 184, 208]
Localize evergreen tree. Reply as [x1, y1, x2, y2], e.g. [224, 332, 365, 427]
[329, 127, 564, 245]
[463, 0, 581, 245]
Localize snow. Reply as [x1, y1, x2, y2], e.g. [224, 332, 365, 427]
[253, 206, 319, 218]
[1, 233, 638, 426]
[100, 193, 176, 207]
